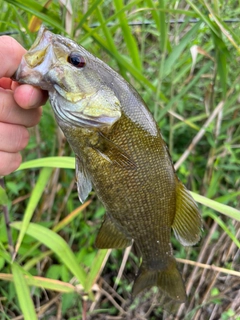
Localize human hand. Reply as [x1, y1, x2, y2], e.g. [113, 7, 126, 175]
[0, 36, 48, 176]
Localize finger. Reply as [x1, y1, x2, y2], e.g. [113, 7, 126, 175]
[0, 151, 22, 176]
[0, 77, 13, 89]
[0, 36, 26, 78]
[0, 123, 29, 153]
[14, 84, 48, 109]
[0, 89, 42, 127]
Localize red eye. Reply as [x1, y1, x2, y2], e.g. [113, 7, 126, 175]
[67, 52, 86, 68]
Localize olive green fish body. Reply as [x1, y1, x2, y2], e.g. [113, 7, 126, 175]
[14, 26, 202, 303]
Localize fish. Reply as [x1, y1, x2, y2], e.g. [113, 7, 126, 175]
[14, 26, 202, 303]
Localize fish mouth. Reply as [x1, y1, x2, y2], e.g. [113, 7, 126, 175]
[13, 45, 50, 83]
[24, 26, 54, 68]
[12, 26, 57, 90]
[30, 25, 50, 50]
[24, 45, 49, 68]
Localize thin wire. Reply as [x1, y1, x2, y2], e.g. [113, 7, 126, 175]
[1, 18, 240, 35]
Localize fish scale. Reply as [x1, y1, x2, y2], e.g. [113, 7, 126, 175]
[14, 26, 202, 304]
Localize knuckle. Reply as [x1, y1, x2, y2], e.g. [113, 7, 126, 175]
[0, 123, 29, 152]
[16, 127, 29, 150]
[0, 152, 22, 176]
[29, 107, 42, 127]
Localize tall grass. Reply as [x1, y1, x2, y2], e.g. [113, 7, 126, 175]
[0, 0, 240, 319]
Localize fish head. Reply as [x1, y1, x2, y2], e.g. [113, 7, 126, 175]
[14, 26, 121, 129]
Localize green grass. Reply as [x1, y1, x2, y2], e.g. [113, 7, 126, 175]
[0, 0, 240, 319]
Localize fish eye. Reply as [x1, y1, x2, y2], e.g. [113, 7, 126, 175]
[67, 52, 86, 68]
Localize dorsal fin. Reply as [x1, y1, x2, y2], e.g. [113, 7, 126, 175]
[172, 178, 202, 246]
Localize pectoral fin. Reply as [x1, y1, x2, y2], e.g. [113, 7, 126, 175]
[75, 156, 92, 203]
[95, 214, 132, 249]
[172, 178, 202, 246]
[93, 132, 136, 170]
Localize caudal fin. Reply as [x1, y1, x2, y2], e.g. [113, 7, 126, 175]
[132, 258, 186, 303]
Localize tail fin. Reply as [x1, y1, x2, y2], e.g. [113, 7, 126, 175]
[132, 258, 186, 303]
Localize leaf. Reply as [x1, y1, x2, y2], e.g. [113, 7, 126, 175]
[0, 272, 76, 293]
[214, 35, 228, 97]
[6, 0, 65, 32]
[205, 212, 240, 249]
[17, 157, 75, 170]
[114, 0, 142, 70]
[76, 0, 103, 30]
[94, 6, 127, 77]
[191, 192, 240, 222]
[162, 21, 201, 78]
[53, 201, 92, 233]
[84, 249, 111, 293]
[186, 0, 221, 37]
[12, 263, 38, 320]
[159, 61, 212, 119]
[15, 168, 53, 254]
[0, 185, 9, 206]
[11, 222, 87, 289]
[28, 0, 52, 32]
[158, 0, 167, 52]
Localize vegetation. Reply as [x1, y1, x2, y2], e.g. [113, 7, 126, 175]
[0, 0, 240, 319]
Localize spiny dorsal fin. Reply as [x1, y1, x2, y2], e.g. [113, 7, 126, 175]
[172, 178, 202, 246]
[95, 214, 132, 249]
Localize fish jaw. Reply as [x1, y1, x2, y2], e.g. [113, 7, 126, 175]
[13, 25, 91, 96]
[13, 26, 56, 90]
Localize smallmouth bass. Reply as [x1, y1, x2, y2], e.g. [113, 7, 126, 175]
[14, 26, 202, 302]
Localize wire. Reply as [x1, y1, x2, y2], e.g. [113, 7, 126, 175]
[1, 18, 239, 35]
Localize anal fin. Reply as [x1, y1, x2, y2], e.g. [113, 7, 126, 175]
[172, 177, 202, 246]
[95, 214, 132, 249]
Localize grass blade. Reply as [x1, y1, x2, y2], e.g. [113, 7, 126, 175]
[158, 0, 167, 52]
[15, 167, 53, 254]
[12, 263, 37, 320]
[16, 202, 92, 268]
[11, 222, 87, 289]
[186, 0, 221, 37]
[191, 192, 240, 222]
[84, 249, 111, 293]
[53, 201, 92, 233]
[5, 0, 65, 31]
[17, 157, 75, 170]
[76, 0, 103, 30]
[114, 0, 142, 70]
[159, 60, 212, 119]
[162, 21, 201, 78]
[205, 211, 240, 248]
[1, 272, 76, 293]
[0, 184, 9, 206]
